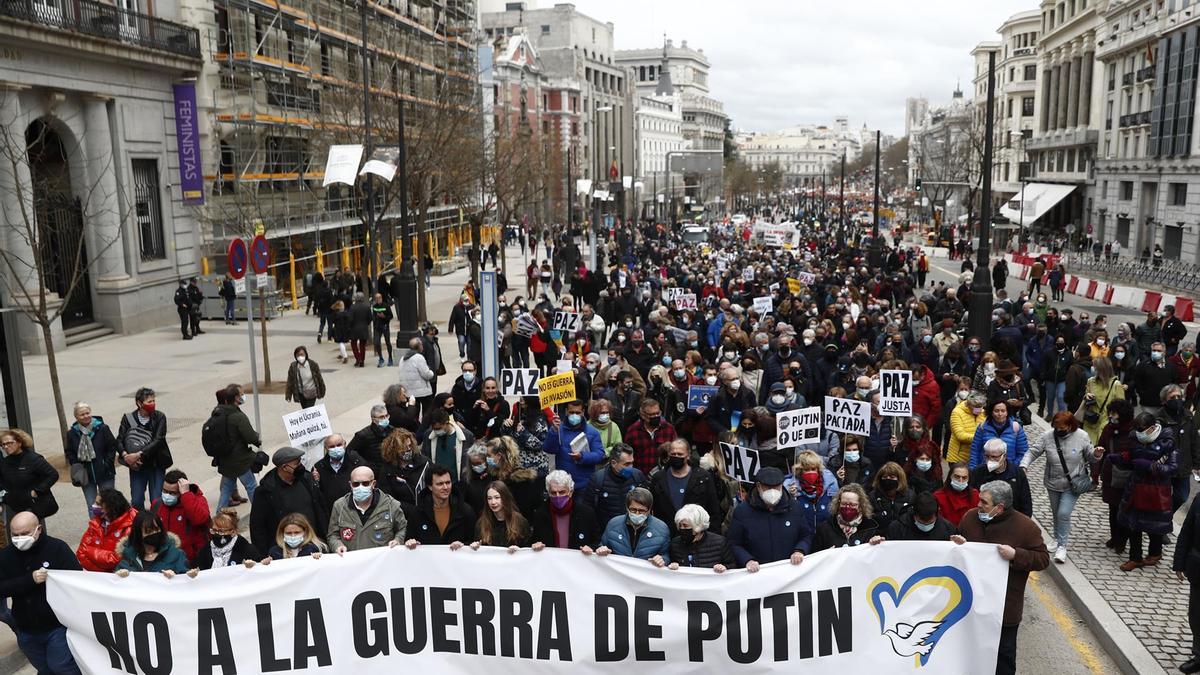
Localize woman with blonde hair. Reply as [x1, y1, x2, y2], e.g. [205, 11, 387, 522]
[1077, 355, 1123, 444]
[810, 483, 880, 552]
[267, 512, 325, 560]
[378, 427, 426, 503]
[972, 351, 1000, 392]
[192, 509, 261, 570]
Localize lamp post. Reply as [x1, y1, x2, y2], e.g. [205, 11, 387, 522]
[968, 49, 998, 347]
[591, 105, 612, 269]
[839, 150, 846, 248]
[870, 129, 883, 268]
[1011, 130, 1027, 252]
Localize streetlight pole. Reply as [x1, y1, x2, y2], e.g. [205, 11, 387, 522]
[870, 129, 882, 267]
[591, 105, 612, 270]
[839, 150, 846, 248]
[968, 49, 998, 347]
[359, 0, 375, 287]
[394, 87, 417, 342]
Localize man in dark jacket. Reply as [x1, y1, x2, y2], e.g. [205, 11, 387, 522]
[347, 405, 393, 471]
[117, 386, 173, 511]
[211, 384, 262, 510]
[885, 492, 957, 541]
[403, 465, 475, 545]
[955, 480, 1050, 675]
[1130, 342, 1175, 416]
[705, 367, 757, 437]
[968, 443, 1033, 516]
[585, 445, 648, 525]
[0, 512, 82, 673]
[1164, 305, 1188, 356]
[604, 370, 644, 430]
[349, 292, 373, 367]
[725, 467, 812, 571]
[313, 433, 366, 507]
[1158, 385, 1200, 514]
[648, 439, 722, 533]
[621, 329, 657, 380]
[187, 277, 206, 336]
[531, 469, 602, 549]
[249, 447, 328, 552]
[173, 279, 192, 340]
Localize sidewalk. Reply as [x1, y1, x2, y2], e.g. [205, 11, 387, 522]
[0, 245, 521, 668]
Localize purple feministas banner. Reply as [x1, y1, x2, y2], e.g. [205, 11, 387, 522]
[172, 82, 204, 205]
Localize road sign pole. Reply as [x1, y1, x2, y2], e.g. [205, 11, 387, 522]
[245, 272, 261, 434]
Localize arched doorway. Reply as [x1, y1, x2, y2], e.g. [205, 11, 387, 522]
[26, 118, 92, 328]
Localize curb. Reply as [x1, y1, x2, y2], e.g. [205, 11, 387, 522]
[0, 646, 28, 673]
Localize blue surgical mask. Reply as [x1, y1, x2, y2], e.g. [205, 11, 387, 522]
[977, 507, 996, 523]
[567, 413, 583, 427]
[950, 479, 968, 492]
[1152, 351, 1165, 362]
[597, 413, 611, 424]
[618, 467, 634, 480]
[284, 534, 305, 549]
[486, 456, 499, 469]
[662, 356, 672, 366]
[1135, 429, 1155, 444]
[915, 518, 936, 533]
[627, 512, 648, 526]
[160, 492, 179, 507]
[376, 418, 390, 429]
[463, 372, 476, 384]
[328, 445, 345, 461]
[673, 368, 685, 379]
[844, 451, 860, 464]
[472, 463, 487, 475]
[351, 485, 373, 502]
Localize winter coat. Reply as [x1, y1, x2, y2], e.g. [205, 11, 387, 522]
[313, 450, 368, 506]
[827, 452, 875, 487]
[1129, 360, 1176, 407]
[0, 449, 59, 518]
[885, 513, 957, 541]
[969, 418, 1029, 470]
[530, 499, 602, 549]
[604, 387, 644, 430]
[912, 366, 942, 426]
[705, 386, 757, 436]
[810, 515, 881, 552]
[1159, 408, 1200, 478]
[347, 423, 390, 470]
[1080, 377, 1123, 444]
[958, 508, 1049, 626]
[868, 487, 915, 531]
[649, 465, 723, 534]
[542, 423, 606, 489]
[1113, 428, 1178, 535]
[0, 534, 81, 632]
[397, 348, 435, 398]
[250, 470, 328, 552]
[419, 424, 475, 476]
[585, 465, 649, 525]
[1039, 348, 1073, 384]
[1020, 428, 1096, 493]
[286, 360, 327, 402]
[332, 307, 353, 343]
[327, 489, 408, 551]
[210, 404, 262, 479]
[76, 508, 137, 572]
[726, 490, 813, 565]
[64, 417, 119, 486]
[599, 514, 671, 561]
[116, 409, 173, 470]
[669, 530, 736, 569]
[114, 532, 191, 574]
[151, 483, 211, 563]
[948, 400, 985, 464]
[1174, 495, 1200, 580]
[406, 489, 476, 545]
[192, 536, 261, 570]
[587, 420, 623, 455]
[968, 462, 1034, 517]
[933, 486, 979, 526]
[792, 489, 834, 534]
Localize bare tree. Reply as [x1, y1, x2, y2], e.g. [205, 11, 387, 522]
[0, 101, 126, 441]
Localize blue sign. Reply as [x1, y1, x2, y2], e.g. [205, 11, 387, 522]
[687, 385, 719, 410]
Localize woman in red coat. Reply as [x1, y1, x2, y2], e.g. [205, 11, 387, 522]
[933, 463, 979, 527]
[76, 489, 138, 572]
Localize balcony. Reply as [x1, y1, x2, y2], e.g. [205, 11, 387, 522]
[1136, 65, 1156, 82]
[0, 0, 200, 59]
[1121, 72, 1135, 86]
[1118, 111, 1152, 128]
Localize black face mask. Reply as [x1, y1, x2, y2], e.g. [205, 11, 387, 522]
[645, 415, 662, 428]
[211, 534, 234, 548]
[880, 477, 900, 491]
[668, 456, 687, 470]
[143, 532, 166, 549]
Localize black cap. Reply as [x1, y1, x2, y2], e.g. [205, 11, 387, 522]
[756, 467, 785, 486]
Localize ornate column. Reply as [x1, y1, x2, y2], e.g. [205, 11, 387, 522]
[1048, 57, 1061, 130]
[1079, 38, 1095, 127]
[1058, 56, 1072, 130]
[0, 84, 37, 296]
[1067, 42, 1082, 128]
[82, 94, 128, 281]
[1041, 55, 1053, 132]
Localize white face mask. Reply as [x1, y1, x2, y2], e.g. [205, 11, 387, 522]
[296, 356, 306, 364]
[986, 459, 1001, 473]
[728, 379, 741, 391]
[11, 534, 36, 551]
[705, 375, 718, 386]
[771, 394, 786, 405]
[761, 488, 782, 506]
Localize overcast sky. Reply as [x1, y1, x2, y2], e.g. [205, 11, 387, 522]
[552, 0, 1035, 136]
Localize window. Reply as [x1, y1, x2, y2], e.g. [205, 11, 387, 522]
[1024, 64, 1036, 80]
[1007, 99, 1013, 118]
[1172, 182, 1188, 206]
[1022, 97, 1035, 117]
[540, 24, 550, 34]
[1120, 181, 1133, 200]
[132, 159, 166, 261]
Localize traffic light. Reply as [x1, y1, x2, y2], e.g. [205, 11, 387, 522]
[915, 178, 923, 192]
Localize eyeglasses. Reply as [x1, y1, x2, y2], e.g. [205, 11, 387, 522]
[627, 506, 650, 515]
[0, 440, 17, 447]
[350, 480, 373, 487]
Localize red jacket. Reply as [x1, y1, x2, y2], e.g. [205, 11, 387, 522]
[76, 508, 137, 572]
[152, 484, 211, 563]
[1169, 353, 1200, 399]
[912, 365, 942, 425]
[933, 486, 979, 526]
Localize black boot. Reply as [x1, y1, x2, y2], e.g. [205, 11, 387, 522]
[1180, 656, 1200, 674]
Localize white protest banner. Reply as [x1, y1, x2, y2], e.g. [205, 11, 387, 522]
[321, 144, 364, 187]
[768, 282, 780, 294]
[556, 359, 575, 374]
[665, 287, 686, 303]
[824, 396, 871, 435]
[718, 441, 760, 483]
[501, 368, 541, 397]
[752, 296, 773, 316]
[359, 146, 400, 182]
[777, 406, 823, 449]
[879, 369, 914, 417]
[674, 293, 697, 311]
[552, 310, 581, 333]
[514, 314, 540, 338]
[282, 404, 332, 468]
[742, 267, 754, 281]
[798, 271, 816, 285]
[47, 543, 1006, 674]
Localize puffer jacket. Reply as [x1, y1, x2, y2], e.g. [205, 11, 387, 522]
[585, 465, 649, 525]
[76, 508, 137, 572]
[726, 489, 813, 565]
[210, 404, 261, 479]
[151, 483, 211, 563]
[114, 532, 191, 574]
[1113, 427, 1178, 535]
[599, 514, 671, 561]
[397, 348, 435, 398]
[948, 400, 984, 464]
[1020, 428, 1096, 493]
[64, 417, 119, 486]
[968, 417, 1029, 470]
[669, 530, 736, 569]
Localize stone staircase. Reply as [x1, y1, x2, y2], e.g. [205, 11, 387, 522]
[64, 321, 114, 347]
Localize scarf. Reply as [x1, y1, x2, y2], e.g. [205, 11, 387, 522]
[74, 421, 98, 463]
[210, 536, 237, 568]
[838, 514, 862, 539]
[799, 471, 823, 498]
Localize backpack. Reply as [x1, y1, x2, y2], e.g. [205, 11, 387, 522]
[123, 413, 155, 455]
[201, 410, 233, 459]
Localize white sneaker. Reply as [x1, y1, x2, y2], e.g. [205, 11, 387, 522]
[1047, 540, 1058, 553]
[1054, 547, 1068, 564]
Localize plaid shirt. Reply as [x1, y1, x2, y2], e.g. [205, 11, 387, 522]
[625, 420, 677, 474]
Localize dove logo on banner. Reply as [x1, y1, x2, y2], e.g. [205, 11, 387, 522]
[868, 565, 974, 668]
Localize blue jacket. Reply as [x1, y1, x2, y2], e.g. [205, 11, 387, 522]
[968, 418, 1029, 470]
[1024, 336, 1052, 375]
[792, 490, 834, 534]
[706, 313, 727, 348]
[725, 490, 813, 565]
[600, 514, 671, 561]
[542, 423, 606, 488]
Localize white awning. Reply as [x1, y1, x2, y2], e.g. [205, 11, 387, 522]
[999, 182, 1076, 227]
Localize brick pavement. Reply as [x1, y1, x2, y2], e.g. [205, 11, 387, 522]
[1023, 424, 1190, 672]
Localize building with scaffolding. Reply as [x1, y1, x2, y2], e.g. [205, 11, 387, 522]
[193, 0, 483, 290]
[0, 0, 204, 351]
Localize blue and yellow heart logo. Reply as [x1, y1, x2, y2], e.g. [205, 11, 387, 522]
[867, 566, 973, 668]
